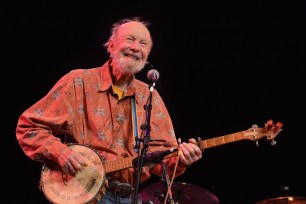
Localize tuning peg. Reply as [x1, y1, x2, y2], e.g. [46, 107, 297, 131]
[274, 121, 283, 133]
[266, 119, 273, 128]
[270, 139, 277, 146]
[276, 121, 283, 128]
[256, 141, 259, 147]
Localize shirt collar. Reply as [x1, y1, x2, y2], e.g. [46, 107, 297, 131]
[99, 60, 137, 98]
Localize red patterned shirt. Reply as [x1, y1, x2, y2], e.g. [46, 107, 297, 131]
[16, 60, 187, 185]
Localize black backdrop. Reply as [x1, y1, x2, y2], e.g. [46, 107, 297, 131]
[4, 1, 306, 203]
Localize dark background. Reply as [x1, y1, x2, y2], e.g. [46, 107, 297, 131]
[4, 1, 306, 203]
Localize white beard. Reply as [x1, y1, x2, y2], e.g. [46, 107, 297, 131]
[112, 53, 145, 75]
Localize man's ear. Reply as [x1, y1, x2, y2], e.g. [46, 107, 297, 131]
[108, 39, 114, 53]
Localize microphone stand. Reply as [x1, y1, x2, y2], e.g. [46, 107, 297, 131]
[133, 80, 157, 204]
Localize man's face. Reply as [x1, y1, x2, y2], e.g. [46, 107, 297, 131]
[109, 22, 152, 75]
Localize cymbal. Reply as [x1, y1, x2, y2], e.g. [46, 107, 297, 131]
[140, 181, 220, 204]
[256, 196, 306, 204]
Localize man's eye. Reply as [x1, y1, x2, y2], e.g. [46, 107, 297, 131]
[140, 42, 148, 46]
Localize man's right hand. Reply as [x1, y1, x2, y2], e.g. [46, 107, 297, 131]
[59, 149, 92, 175]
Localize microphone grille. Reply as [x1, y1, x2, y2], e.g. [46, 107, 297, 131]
[147, 69, 160, 81]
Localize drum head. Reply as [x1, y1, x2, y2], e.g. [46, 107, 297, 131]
[140, 181, 220, 204]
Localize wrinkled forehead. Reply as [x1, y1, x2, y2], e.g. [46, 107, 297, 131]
[116, 22, 152, 43]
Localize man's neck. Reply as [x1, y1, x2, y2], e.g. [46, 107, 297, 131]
[111, 68, 133, 90]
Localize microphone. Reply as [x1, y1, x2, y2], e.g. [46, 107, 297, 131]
[147, 69, 160, 82]
[133, 148, 178, 167]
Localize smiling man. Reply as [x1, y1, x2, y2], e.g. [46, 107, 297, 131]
[16, 17, 203, 204]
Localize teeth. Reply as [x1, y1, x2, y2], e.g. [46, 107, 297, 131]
[129, 55, 138, 60]
[126, 53, 138, 60]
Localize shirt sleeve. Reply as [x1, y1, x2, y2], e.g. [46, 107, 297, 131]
[16, 71, 79, 166]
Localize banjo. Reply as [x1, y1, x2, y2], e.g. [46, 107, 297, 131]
[39, 120, 283, 204]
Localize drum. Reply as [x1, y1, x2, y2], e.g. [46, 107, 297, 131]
[139, 181, 220, 204]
